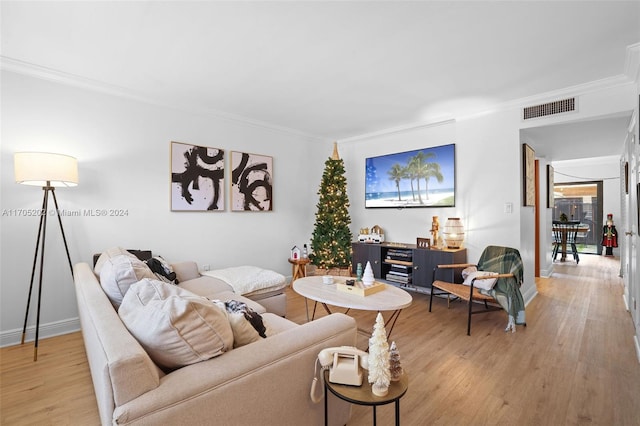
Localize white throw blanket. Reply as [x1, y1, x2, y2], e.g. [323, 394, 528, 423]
[201, 266, 286, 295]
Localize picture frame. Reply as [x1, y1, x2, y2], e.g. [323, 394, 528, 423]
[170, 141, 225, 211]
[416, 237, 431, 249]
[365, 143, 456, 208]
[547, 164, 554, 208]
[230, 151, 273, 211]
[624, 161, 629, 194]
[523, 143, 535, 207]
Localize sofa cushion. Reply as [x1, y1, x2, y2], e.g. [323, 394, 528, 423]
[179, 277, 267, 313]
[118, 279, 234, 370]
[178, 275, 233, 296]
[259, 312, 298, 334]
[100, 254, 156, 308]
[170, 261, 201, 282]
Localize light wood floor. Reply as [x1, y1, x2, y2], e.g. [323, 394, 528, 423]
[1, 255, 638, 425]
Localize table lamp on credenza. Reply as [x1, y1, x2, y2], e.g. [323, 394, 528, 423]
[14, 152, 78, 361]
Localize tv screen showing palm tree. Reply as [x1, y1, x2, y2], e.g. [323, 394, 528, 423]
[365, 143, 455, 208]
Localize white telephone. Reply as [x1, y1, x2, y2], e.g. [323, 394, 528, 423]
[310, 346, 369, 403]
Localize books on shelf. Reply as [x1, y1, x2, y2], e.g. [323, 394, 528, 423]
[385, 249, 412, 262]
[387, 270, 409, 278]
[389, 264, 409, 272]
[384, 247, 413, 285]
[386, 274, 412, 284]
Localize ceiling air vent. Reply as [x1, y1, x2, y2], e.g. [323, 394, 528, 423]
[523, 97, 576, 120]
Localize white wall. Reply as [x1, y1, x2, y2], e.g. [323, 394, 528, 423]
[339, 84, 637, 306]
[2, 70, 637, 346]
[340, 107, 538, 303]
[340, 121, 457, 245]
[0, 71, 330, 345]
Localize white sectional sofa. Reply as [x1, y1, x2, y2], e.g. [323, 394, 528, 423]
[74, 248, 357, 425]
[92, 248, 289, 317]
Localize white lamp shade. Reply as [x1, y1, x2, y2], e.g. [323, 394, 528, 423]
[14, 152, 78, 187]
[443, 217, 464, 249]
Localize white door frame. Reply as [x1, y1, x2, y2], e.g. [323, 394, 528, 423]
[622, 109, 639, 361]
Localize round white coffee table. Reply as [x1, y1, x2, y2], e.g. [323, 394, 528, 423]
[292, 276, 412, 338]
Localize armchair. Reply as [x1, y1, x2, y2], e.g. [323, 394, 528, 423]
[428, 245, 526, 335]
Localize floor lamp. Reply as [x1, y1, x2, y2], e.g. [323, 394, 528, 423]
[14, 152, 78, 361]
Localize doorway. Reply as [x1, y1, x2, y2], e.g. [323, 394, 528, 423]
[553, 181, 603, 255]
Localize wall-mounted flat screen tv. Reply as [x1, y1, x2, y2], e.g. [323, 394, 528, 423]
[365, 143, 455, 208]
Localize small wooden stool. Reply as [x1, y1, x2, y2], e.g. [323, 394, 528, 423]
[288, 258, 310, 282]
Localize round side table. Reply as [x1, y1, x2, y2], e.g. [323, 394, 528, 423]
[288, 257, 310, 282]
[324, 370, 408, 426]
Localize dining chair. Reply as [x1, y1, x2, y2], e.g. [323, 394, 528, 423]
[566, 224, 580, 263]
[552, 222, 581, 263]
[552, 227, 563, 261]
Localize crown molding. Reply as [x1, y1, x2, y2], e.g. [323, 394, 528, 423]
[2, 48, 636, 145]
[338, 118, 456, 144]
[469, 42, 640, 117]
[339, 73, 633, 143]
[0, 56, 325, 142]
[454, 44, 640, 122]
[461, 75, 634, 123]
[624, 42, 640, 83]
[553, 155, 620, 168]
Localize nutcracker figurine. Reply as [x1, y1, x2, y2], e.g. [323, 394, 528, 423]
[431, 216, 443, 249]
[601, 213, 618, 256]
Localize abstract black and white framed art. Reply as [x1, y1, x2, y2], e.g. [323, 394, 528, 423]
[230, 151, 273, 211]
[171, 141, 225, 211]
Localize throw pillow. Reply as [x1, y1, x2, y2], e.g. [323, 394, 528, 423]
[94, 246, 137, 276]
[145, 256, 178, 284]
[119, 279, 234, 370]
[223, 300, 270, 348]
[99, 254, 156, 308]
[462, 267, 499, 291]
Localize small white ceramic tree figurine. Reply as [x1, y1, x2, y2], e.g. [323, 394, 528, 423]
[368, 312, 390, 396]
[389, 341, 403, 381]
[362, 261, 375, 286]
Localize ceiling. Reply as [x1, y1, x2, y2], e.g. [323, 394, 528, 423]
[1, 1, 639, 158]
[522, 112, 633, 162]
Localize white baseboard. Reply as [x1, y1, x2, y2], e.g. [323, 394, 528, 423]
[0, 317, 80, 348]
[522, 285, 538, 307]
[634, 334, 640, 364]
[623, 294, 630, 311]
[539, 266, 554, 278]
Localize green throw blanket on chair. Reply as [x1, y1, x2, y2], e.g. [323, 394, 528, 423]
[477, 245, 526, 333]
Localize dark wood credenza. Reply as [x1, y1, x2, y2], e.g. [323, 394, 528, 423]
[351, 242, 467, 293]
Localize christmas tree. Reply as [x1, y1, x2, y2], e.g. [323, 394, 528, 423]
[310, 142, 353, 269]
[368, 312, 390, 396]
[389, 341, 403, 381]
